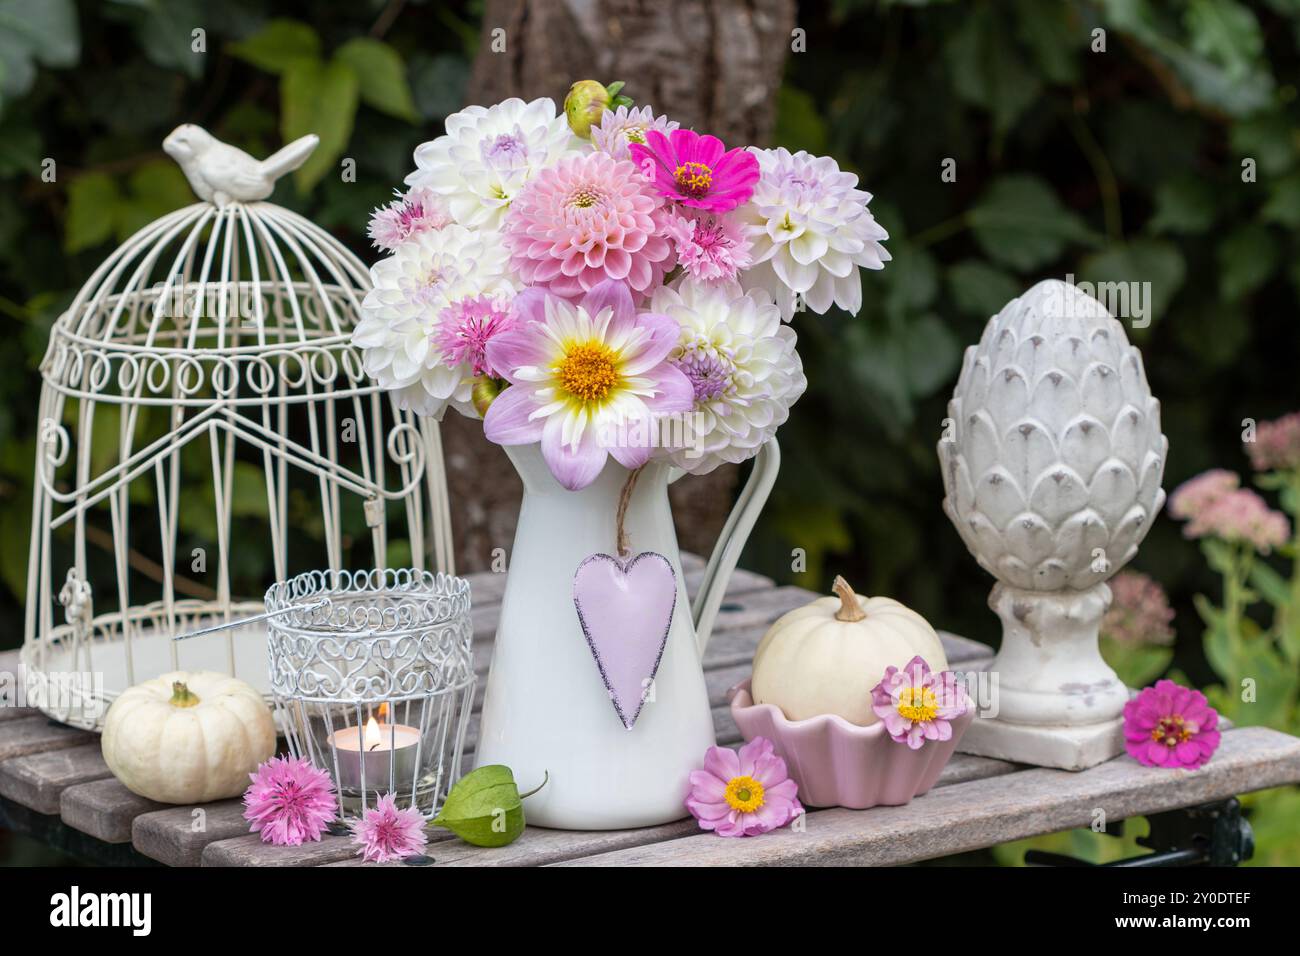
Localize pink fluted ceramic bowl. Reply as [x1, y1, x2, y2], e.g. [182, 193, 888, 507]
[728, 679, 974, 809]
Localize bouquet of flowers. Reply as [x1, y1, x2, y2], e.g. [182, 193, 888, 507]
[354, 80, 890, 490]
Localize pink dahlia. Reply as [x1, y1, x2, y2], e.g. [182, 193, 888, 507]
[591, 104, 679, 160]
[1247, 411, 1300, 472]
[483, 280, 693, 490]
[367, 186, 452, 252]
[351, 793, 429, 863]
[1123, 679, 1220, 769]
[629, 128, 760, 213]
[871, 655, 968, 749]
[664, 209, 753, 284]
[503, 151, 672, 299]
[242, 756, 338, 847]
[433, 293, 516, 378]
[685, 737, 802, 837]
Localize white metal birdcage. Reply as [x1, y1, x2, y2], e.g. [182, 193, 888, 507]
[21, 127, 454, 730]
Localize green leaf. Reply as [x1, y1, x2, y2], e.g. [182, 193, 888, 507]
[134, 0, 206, 79]
[0, 0, 79, 97]
[1077, 238, 1186, 328]
[968, 175, 1097, 272]
[335, 38, 417, 122]
[1013, 0, 1083, 85]
[1229, 111, 1297, 177]
[64, 172, 122, 253]
[945, 260, 1020, 319]
[0, 115, 39, 177]
[1262, 174, 1300, 229]
[1184, 0, 1264, 82]
[1218, 224, 1278, 301]
[116, 160, 195, 240]
[433, 765, 543, 847]
[1100, 638, 1173, 689]
[281, 57, 359, 194]
[773, 85, 828, 155]
[944, 4, 1042, 134]
[409, 53, 468, 121]
[229, 19, 320, 75]
[1147, 173, 1217, 234]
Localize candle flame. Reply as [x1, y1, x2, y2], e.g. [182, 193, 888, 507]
[377, 702, 390, 721]
[364, 716, 382, 751]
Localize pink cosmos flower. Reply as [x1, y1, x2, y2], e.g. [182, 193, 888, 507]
[664, 209, 753, 284]
[432, 293, 516, 378]
[685, 736, 802, 837]
[870, 656, 968, 750]
[351, 793, 429, 863]
[1123, 679, 1220, 769]
[1246, 411, 1300, 472]
[483, 280, 693, 490]
[1102, 571, 1175, 646]
[503, 151, 673, 299]
[242, 756, 338, 847]
[367, 186, 452, 252]
[1167, 469, 1240, 519]
[629, 128, 760, 213]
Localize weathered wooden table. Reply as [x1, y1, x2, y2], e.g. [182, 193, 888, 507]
[3, 556, 1300, 867]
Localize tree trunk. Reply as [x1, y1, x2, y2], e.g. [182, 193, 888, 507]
[446, 0, 796, 572]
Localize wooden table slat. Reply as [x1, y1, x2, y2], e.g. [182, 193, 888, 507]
[60, 778, 166, 844]
[0, 743, 113, 815]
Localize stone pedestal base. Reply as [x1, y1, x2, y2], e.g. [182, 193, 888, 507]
[958, 714, 1125, 771]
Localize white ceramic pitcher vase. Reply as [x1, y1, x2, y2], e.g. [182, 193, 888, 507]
[474, 440, 780, 830]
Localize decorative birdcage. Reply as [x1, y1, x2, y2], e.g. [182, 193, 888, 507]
[22, 126, 454, 731]
[266, 567, 475, 819]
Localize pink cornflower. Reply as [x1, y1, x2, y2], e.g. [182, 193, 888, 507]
[503, 151, 673, 299]
[1247, 412, 1300, 472]
[242, 756, 338, 847]
[870, 655, 968, 750]
[1123, 679, 1220, 769]
[685, 737, 802, 837]
[629, 128, 760, 213]
[1184, 488, 1290, 553]
[433, 294, 516, 378]
[351, 793, 429, 863]
[664, 209, 752, 284]
[1102, 571, 1175, 646]
[367, 186, 452, 252]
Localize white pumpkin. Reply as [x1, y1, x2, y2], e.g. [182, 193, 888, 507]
[102, 670, 276, 804]
[752, 577, 948, 725]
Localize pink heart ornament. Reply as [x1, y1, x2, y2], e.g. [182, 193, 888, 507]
[572, 552, 678, 730]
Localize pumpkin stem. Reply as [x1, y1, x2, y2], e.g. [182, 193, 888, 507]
[832, 576, 867, 622]
[170, 680, 200, 708]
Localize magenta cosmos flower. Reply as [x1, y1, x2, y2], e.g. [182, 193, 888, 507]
[871, 656, 968, 749]
[1123, 680, 1220, 769]
[685, 737, 802, 837]
[629, 128, 760, 213]
[503, 151, 673, 299]
[483, 280, 693, 490]
[242, 756, 337, 847]
[351, 793, 429, 863]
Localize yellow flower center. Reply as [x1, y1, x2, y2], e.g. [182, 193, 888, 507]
[625, 126, 646, 145]
[558, 341, 620, 402]
[896, 686, 939, 723]
[723, 775, 765, 813]
[674, 161, 713, 198]
[1152, 714, 1193, 747]
[568, 186, 602, 209]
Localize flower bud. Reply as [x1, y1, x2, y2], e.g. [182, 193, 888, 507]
[471, 375, 504, 417]
[564, 80, 611, 139]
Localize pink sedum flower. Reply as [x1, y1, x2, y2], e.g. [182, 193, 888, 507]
[351, 793, 429, 863]
[1167, 469, 1240, 519]
[243, 756, 337, 847]
[1246, 411, 1300, 472]
[433, 293, 516, 378]
[1102, 571, 1175, 646]
[685, 736, 802, 837]
[503, 151, 673, 300]
[367, 186, 452, 252]
[870, 656, 968, 750]
[664, 209, 753, 284]
[629, 128, 760, 213]
[591, 104, 679, 161]
[1123, 679, 1220, 769]
[1186, 489, 1291, 553]
[483, 280, 693, 490]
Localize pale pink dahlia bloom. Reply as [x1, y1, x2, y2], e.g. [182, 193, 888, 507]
[870, 656, 968, 750]
[685, 736, 802, 838]
[503, 151, 673, 299]
[1102, 571, 1175, 646]
[664, 209, 753, 284]
[482, 280, 693, 490]
[367, 186, 451, 252]
[242, 756, 337, 847]
[433, 293, 516, 379]
[1123, 680, 1220, 769]
[591, 104, 679, 160]
[351, 793, 429, 863]
[1247, 411, 1300, 472]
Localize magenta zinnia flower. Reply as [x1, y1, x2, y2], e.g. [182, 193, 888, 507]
[351, 793, 429, 863]
[242, 756, 337, 847]
[367, 186, 452, 252]
[664, 209, 753, 284]
[433, 293, 516, 378]
[629, 128, 760, 213]
[1123, 679, 1220, 769]
[871, 656, 968, 749]
[503, 151, 673, 299]
[685, 737, 801, 837]
[483, 280, 693, 490]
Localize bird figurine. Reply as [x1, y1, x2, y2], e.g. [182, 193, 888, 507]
[163, 124, 320, 207]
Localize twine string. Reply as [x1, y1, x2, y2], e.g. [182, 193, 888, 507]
[615, 466, 645, 559]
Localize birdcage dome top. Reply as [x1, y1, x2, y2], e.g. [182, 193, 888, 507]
[42, 126, 378, 406]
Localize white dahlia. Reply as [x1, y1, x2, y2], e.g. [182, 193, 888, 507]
[406, 97, 579, 231]
[650, 280, 807, 474]
[738, 147, 891, 321]
[353, 225, 516, 417]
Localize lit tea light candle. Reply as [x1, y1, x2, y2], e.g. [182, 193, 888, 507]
[329, 714, 420, 793]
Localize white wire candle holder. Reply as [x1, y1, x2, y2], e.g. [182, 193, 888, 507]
[265, 568, 474, 820]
